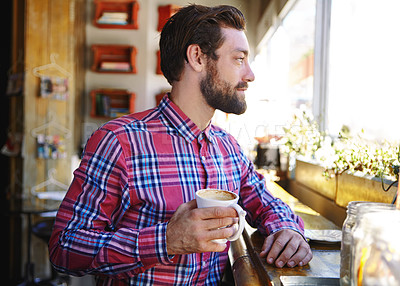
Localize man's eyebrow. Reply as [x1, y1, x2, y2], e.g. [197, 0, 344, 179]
[233, 49, 249, 56]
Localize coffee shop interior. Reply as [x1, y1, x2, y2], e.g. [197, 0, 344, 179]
[2, 0, 400, 285]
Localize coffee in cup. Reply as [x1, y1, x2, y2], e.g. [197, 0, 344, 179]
[196, 189, 237, 201]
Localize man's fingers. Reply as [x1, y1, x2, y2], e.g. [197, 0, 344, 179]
[290, 239, 313, 267]
[299, 251, 313, 267]
[267, 231, 291, 267]
[275, 237, 300, 267]
[202, 216, 239, 230]
[265, 234, 289, 265]
[196, 206, 238, 220]
[207, 223, 238, 240]
[260, 235, 274, 258]
[261, 230, 313, 268]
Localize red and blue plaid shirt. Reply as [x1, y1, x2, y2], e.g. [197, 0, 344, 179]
[49, 95, 304, 285]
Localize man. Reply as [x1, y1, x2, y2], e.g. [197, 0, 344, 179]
[49, 4, 312, 285]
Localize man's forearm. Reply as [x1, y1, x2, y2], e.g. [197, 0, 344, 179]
[49, 221, 173, 279]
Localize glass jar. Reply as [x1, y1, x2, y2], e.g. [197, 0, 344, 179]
[353, 211, 400, 286]
[340, 201, 365, 286]
[340, 202, 396, 286]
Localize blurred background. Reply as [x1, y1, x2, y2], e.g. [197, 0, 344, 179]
[2, 0, 399, 284]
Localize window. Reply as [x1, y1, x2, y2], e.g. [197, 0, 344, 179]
[327, 0, 400, 141]
[249, 0, 400, 144]
[242, 0, 316, 144]
[216, 0, 400, 156]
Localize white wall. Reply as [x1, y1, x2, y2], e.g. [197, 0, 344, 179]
[83, 0, 257, 143]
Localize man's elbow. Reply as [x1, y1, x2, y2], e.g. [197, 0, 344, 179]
[48, 228, 89, 277]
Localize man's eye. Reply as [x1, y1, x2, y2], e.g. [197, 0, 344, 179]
[237, 57, 244, 64]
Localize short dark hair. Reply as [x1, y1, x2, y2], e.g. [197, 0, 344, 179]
[159, 4, 246, 85]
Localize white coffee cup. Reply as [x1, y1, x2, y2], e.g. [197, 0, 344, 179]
[195, 189, 246, 244]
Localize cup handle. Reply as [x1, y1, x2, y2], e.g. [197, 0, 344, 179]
[227, 204, 247, 241]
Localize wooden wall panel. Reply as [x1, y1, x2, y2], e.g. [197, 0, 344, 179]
[24, 0, 49, 190]
[24, 0, 85, 193]
[17, 0, 85, 280]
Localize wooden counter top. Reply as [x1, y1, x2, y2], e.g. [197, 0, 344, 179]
[229, 180, 341, 286]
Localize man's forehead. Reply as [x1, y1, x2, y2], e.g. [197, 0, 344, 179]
[219, 27, 250, 54]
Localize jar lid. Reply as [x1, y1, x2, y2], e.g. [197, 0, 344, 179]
[355, 202, 396, 216]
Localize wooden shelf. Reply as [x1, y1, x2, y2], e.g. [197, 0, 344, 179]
[157, 4, 180, 31]
[90, 89, 135, 118]
[156, 50, 162, 75]
[91, 44, 137, 73]
[93, 0, 139, 30]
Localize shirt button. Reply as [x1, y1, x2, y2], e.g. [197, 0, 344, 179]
[201, 155, 206, 161]
[202, 261, 207, 267]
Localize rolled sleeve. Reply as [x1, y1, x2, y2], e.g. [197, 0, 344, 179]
[138, 222, 175, 268]
[238, 149, 305, 238]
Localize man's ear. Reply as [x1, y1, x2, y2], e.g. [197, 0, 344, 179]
[186, 44, 206, 73]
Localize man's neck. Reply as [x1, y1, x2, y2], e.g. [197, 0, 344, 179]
[169, 83, 215, 131]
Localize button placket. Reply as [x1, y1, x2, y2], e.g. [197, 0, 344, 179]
[198, 133, 209, 188]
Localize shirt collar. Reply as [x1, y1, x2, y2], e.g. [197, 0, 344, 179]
[203, 124, 216, 145]
[159, 94, 216, 144]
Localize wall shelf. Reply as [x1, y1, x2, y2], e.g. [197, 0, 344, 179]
[157, 4, 180, 31]
[91, 44, 137, 73]
[93, 0, 139, 30]
[90, 89, 136, 118]
[156, 50, 162, 75]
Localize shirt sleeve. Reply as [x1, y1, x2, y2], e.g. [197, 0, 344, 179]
[237, 147, 305, 238]
[48, 129, 174, 279]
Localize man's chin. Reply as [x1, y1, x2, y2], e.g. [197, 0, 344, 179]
[219, 101, 247, 115]
[236, 89, 246, 98]
[232, 104, 247, 115]
[233, 95, 247, 114]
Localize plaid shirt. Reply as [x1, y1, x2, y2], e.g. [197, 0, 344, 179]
[49, 95, 304, 285]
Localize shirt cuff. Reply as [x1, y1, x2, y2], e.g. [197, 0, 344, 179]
[138, 222, 175, 268]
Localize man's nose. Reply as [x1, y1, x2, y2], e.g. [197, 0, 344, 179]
[243, 62, 255, 83]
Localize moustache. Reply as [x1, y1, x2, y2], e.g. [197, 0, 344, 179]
[235, 82, 248, 89]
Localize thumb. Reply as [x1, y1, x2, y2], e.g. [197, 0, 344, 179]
[176, 199, 197, 213]
[260, 234, 274, 257]
[186, 199, 198, 210]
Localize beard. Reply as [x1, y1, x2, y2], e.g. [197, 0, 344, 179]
[200, 59, 248, 115]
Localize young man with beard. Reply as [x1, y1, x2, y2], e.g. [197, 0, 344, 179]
[49, 4, 312, 285]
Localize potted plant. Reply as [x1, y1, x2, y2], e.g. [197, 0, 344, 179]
[321, 130, 399, 207]
[281, 111, 399, 207]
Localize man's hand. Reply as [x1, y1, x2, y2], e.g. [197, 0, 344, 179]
[166, 200, 239, 255]
[260, 229, 312, 268]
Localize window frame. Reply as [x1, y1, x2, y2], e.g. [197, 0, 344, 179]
[255, 0, 332, 132]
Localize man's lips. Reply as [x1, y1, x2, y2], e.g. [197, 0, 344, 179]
[236, 82, 248, 91]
